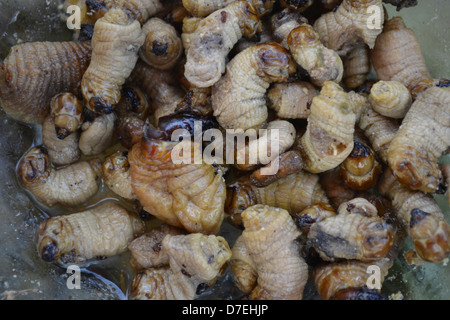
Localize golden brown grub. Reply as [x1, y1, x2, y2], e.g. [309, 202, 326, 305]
[50, 93, 84, 139]
[313, 0, 384, 56]
[292, 203, 337, 234]
[241, 205, 308, 300]
[184, 1, 262, 88]
[337, 197, 379, 218]
[299, 81, 355, 173]
[387, 87, 450, 193]
[339, 139, 382, 191]
[17, 147, 102, 208]
[319, 168, 357, 209]
[230, 235, 258, 295]
[212, 42, 296, 130]
[129, 233, 232, 300]
[369, 80, 412, 119]
[234, 120, 297, 171]
[343, 43, 370, 90]
[0, 41, 91, 124]
[42, 116, 81, 167]
[271, 8, 309, 49]
[371, 17, 442, 98]
[378, 168, 450, 263]
[36, 201, 145, 264]
[79, 113, 117, 156]
[249, 149, 304, 187]
[140, 18, 183, 70]
[267, 82, 319, 119]
[280, 0, 314, 12]
[308, 210, 394, 262]
[81, 8, 145, 114]
[115, 86, 150, 120]
[102, 151, 137, 200]
[358, 104, 399, 165]
[129, 138, 226, 234]
[128, 224, 187, 270]
[288, 24, 344, 87]
[226, 171, 329, 228]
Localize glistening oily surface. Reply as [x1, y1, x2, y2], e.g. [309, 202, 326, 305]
[0, 0, 449, 300]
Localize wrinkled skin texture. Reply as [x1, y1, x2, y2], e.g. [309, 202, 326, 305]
[369, 80, 412, 119]
[240, 205, 309, 299]
[102, 151, 137, 200]
[0, 41, 91, 124]
[17, 147, 102, 208]
[130, 233, 232, 300]
[79, 113, 117, 156]
[129, 138, 226, 234]
[314, 0, 384, 56]
[212, 42, 297, 130]
[184, 1, 262, 88]
[81, 8, 145, 114]
[378, 168, 450, 263]
[343, 43, 370, 89]
[387, 87, 450, 193]
[36, 201, 145, 264]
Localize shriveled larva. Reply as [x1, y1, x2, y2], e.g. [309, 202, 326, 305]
[308, 207, 394, 262]
[319, 168, 357, 209]
[81, 8, 145, 114]
[271, 8, 308, 49]
[313, 0, 384, 56]
[184, 1, 262, 88]
[36, 201, 145, 264]
[234, 120, 297, 171]
[288, 24, 344, 87]
[102, 151, 137, 200]
[230, 235, 258, 295]
[0, 41, 91, 124]
[212, 42, 297, 130]
[129, 137, 226, 234]
[387, 87, 450, 193]
[42, 93, 84, 166]
[378, 168, 450, 263]
[339, 137, 382, 191]
[140, 18, 183, 71]
[292, 203, 337, 234]
[358, 104, 399, 164]
[128, 224, 186, 270]
[17, 147, 102, 208]
[226, 171, 329, 227]
[343, 43, 371, 90]
[298, 81, 356, 173]
[249, 149, 304, 187]
[371, 17, 439, 98]
[369, 80, 412, 119]
[182, 0, 275, 18]
[240, 205, 308, 300]
[280, 0, 314, 12]
[267, 82, 319, 119]
[79, 113, 117, 156]
[130, 233, 231, 300]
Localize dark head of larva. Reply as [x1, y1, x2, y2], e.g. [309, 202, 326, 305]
[90, 97, 113, 114]
[151, 40, 169, 57]
[78, 24, 94, 42]
[220, 11, 228, 23]
[257, 43, 296, 80]
[437, 78, 450, 88]
[55, 126, 72, 140]
[38, 236, 60, 262]
[349, 141, 372, 159]
[294, 213, 316, 232]
[86, 0, 107, 12]
[331, 287, 385, 300]
[18, 146, 50, 183]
